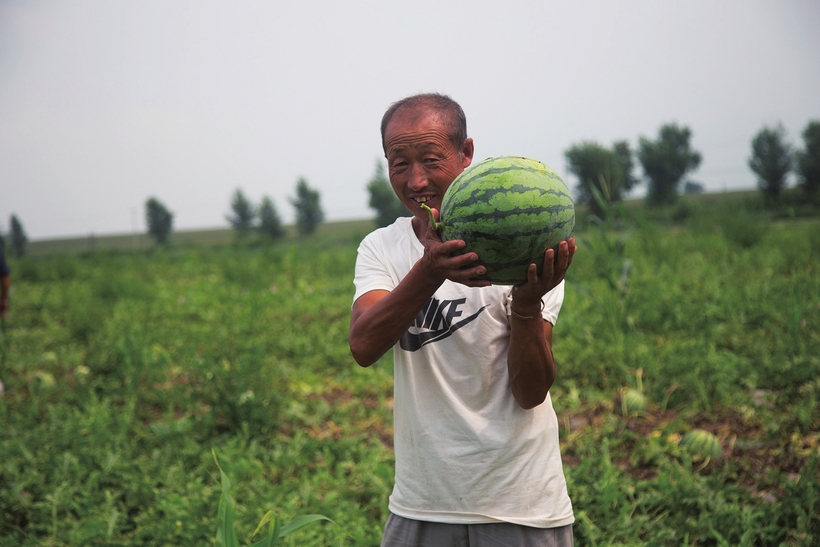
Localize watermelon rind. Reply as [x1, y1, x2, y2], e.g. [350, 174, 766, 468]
[439, 156, 575, 285]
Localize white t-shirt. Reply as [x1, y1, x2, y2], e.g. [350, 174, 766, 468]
[353, 217, 574, 528]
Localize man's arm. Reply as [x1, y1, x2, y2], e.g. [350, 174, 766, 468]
[506, 239, 576, 409]
[349, 221, 489, 367]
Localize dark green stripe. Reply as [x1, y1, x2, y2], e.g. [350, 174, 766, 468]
[442, 184, 572, 216]
[449, 217, 574, 242]
[454, 163, 557, 188]
[452, 205, 575, 226]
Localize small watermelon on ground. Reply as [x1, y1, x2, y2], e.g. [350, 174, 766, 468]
[620, 388, 648, 415]
[679, 429, 722, 461]
[423, 156, 575, 285]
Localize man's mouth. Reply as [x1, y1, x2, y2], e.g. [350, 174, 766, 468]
[413, 196, 433, 204]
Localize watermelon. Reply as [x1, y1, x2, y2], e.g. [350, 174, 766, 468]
[423, 156, 575, 285]
[620, 388, 648, 415]
[679, 429, 722, 461]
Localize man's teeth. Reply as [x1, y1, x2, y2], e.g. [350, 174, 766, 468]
[415, 196, 432, 203]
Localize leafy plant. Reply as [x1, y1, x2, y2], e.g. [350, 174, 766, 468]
[212, 450, 333, 547]
[579, 174, 635, 316]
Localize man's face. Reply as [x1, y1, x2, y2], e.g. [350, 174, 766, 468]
[383, 108, 474, 223]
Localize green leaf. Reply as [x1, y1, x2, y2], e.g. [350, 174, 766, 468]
[250, 511, 281, 547]
[213, 450, 240, 547]
[278, 514, 334, 538]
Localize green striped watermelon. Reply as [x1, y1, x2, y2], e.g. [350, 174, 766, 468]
[620, 388, 648, 415]
[679, 429, 722, 461]
[423, 156, 575, 285]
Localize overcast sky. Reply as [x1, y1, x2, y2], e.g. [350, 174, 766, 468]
[2, 0, 819, 240]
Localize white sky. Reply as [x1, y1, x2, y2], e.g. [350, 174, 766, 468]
[2, 0, 819, 240]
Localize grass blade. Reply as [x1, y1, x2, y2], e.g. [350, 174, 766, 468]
[213, 449, 240, 547]
[278, 514, 334, 538]
[249, 511, 281, 547]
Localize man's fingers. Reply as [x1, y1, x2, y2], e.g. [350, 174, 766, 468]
[540, 249, 555, 281]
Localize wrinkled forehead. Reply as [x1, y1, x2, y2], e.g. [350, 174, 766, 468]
[384, 109, 452, 152]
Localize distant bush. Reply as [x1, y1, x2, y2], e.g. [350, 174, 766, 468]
[717, 207, 769, 249]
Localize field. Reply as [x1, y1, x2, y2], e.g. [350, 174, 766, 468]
[1, 195, 819, 546]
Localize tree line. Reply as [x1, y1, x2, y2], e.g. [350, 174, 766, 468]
[563, 119, 820, 217]
[4, 119, 819, 255]
[145, 177, 325, 245]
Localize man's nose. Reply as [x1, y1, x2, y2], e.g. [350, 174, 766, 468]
[407, 164, 428, 190]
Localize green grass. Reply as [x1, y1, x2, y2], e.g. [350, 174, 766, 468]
[25, 219, 376, 256]
[1, 201, 819, 546]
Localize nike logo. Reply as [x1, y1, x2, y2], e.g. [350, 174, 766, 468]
[400, 297, 488, 351]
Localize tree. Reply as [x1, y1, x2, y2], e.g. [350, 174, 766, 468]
[258, 196, 284, 240]
[226, 188, 256, 236]
[638, 123, 702, 206]
[289, 178, 324, 237]
[748, 124, 792, 202]
[367, 160, 409, 227]
[9, 214, 27, 258]
[796, 119, 820, 199]
[145, 197, 174, 244]
[564, 140, 637, 216]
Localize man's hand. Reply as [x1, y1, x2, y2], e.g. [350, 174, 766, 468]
[418, 208, 490, 288]
[511, 238, 577, 309]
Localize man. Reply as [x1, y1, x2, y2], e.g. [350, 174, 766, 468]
[0, 239, 9, 395]
[349, 93, 576, 547]
[0, 239, 9, 319]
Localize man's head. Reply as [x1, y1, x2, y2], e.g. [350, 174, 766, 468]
[380, 93, 468, 153]
[381, 93, 474, 225]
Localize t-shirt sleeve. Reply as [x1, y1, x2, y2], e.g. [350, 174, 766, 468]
[504, 280, 565, 325]
[352, 232, 397, 304]
[541, 280, 565, 325]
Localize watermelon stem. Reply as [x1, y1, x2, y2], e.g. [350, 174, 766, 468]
[419, 203, 441, 231]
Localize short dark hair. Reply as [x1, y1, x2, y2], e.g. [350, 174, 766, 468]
[380, 93, 468, 152]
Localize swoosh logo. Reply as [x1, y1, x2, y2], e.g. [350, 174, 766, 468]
[399, 305, 488, 351]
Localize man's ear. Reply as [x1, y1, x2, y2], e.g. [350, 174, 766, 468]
[461, 138, 475, 168]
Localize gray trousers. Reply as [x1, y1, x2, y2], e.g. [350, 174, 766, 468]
[381, 513, 574, 547]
